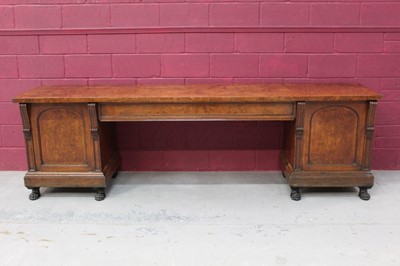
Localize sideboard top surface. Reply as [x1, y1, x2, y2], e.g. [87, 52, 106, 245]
[13, 83, 382, 104]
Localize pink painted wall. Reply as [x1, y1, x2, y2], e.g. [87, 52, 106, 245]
[0, 1, 399, 170]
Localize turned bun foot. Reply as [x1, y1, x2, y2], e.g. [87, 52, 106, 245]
[359, 187, 371, 201]
[95, 188, 106, 201]
[29, 188, 41, 200]
[290, 188, 301, 201]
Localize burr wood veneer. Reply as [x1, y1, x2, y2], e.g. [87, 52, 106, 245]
[13, 84, 381, 201]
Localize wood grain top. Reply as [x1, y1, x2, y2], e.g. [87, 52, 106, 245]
[13, 83, 382, 103]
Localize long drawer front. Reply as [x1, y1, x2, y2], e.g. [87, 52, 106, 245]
[98, 102, 296, 121]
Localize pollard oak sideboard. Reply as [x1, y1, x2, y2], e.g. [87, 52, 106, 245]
[13, 84, 381, 201]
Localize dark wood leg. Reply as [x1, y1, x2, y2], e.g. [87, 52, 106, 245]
[290, 187, 301, 201]
[359, 187, 371, 201]
[29, 187, 41, 200]
[112, 171, 118, 179]
[94, 188, 106, 201]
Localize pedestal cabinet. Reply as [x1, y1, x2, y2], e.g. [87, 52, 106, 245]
[282, 101, 377, 200]
[19, 103, 120, 200]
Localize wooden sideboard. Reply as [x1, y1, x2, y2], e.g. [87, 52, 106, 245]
[13, 84, 381, 201]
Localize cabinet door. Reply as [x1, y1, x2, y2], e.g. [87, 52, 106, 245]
[30, 104, 95, 172]
[302, 102, 367, 171]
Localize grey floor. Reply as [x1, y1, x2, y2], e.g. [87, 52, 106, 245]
[0, 171, 399, 266]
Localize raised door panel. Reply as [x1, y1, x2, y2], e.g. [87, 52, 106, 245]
[31, 104, 95, 172]
[302, 102, 367, 171]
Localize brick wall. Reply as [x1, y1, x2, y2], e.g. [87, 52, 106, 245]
[0, 1, 399, 170]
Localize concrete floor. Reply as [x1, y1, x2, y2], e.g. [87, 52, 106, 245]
[0, 171, 399, 266]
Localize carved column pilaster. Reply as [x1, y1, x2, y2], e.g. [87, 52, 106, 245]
[88, 103, 102, 171]
[19, 104, 36, 171]
[294, 102, 306, 170]
[362, 101, 377, 170]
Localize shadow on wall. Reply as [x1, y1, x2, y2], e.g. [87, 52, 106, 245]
[116, 121, 283, 171]
[116, 121, 283, 151]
